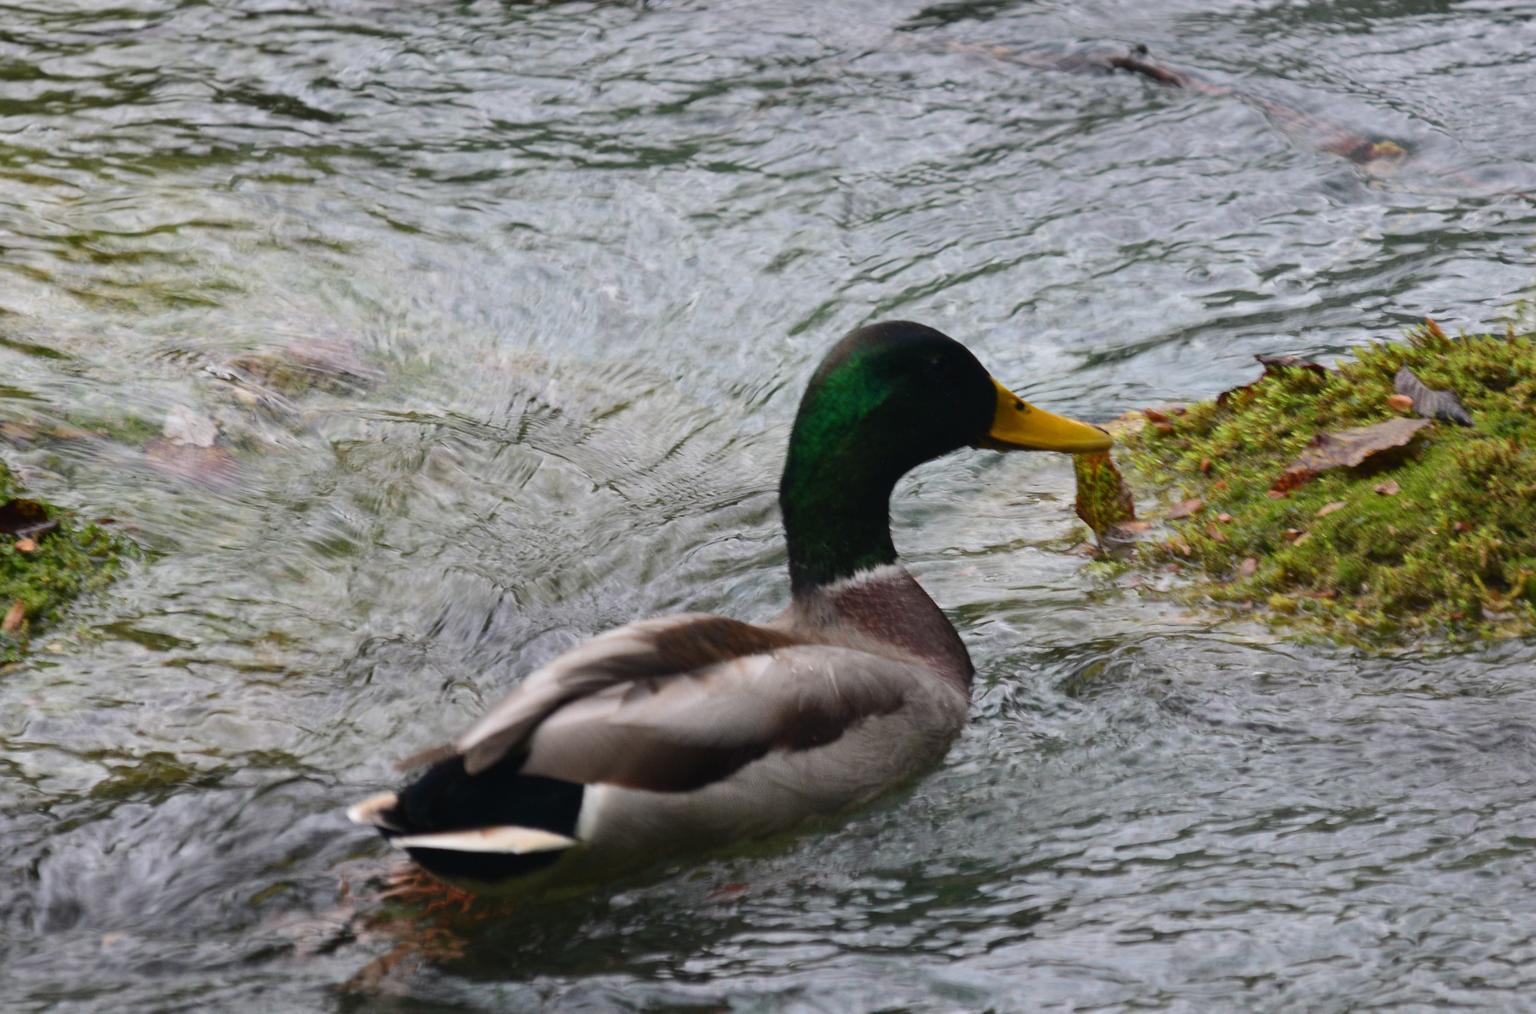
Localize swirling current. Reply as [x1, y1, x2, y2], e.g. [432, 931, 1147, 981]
[2, 1, 1535, 1009]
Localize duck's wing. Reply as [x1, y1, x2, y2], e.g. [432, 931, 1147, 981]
[353, 613, 963, 886]
[451, 614, 916, 790]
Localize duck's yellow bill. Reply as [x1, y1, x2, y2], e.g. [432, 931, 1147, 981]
[978, 378, 1112, 453]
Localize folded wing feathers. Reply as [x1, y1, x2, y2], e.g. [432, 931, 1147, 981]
[448, 620, 657, 771]
[456, 614, 803, 775]
[456, 617, 710, 775]
[517, 646, 911, 791]
[425, 613, 915, 795]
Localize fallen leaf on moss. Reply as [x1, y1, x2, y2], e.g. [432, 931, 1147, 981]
[1271, 417, 1432, 493]
[1394, 366, 1473, 426]
[1217, 354, 1329, 408]
[2, 601, 23, 635]
[1374, 480, 1401, 496]
[1255, 353, 1328, 377]
[14, 537, 37, 553]
[1217, 512, 1234, 523]
[1316, 500, 1347, 517]
[1386, 394, 1414, 413]
[1237, 557, 1258, 578]
[1166, 498, 1204, 519]
[1073, 451, 1136, 545]
[1109, 520, 1153, 538]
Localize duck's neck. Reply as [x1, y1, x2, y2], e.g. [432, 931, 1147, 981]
[779, 455, 899, 596]
[779, 454, 974, 687]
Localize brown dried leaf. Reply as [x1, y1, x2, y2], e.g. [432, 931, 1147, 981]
[1316, 500, 1347, 517]
[1216, 353, 1329, 408]
[1386, 393, 1414, 413]
[1394, 366, 1473, 426]
[1215, 386, 1250, 409]
[1255, 353, 1329, 378]
[1166, 497, 1204, 520]
[1217, 512, 1234, 523]
[1374, 480, 1401, 496]
[1271, 417, 1432, 493]
[2, 601, 24, 635]
[13, 537, 37, 553]
[1237, 557, 1259, 578]
[1073, 451, 1136, 543]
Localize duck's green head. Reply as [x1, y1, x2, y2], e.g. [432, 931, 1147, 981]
[781, 321, 1110, 593]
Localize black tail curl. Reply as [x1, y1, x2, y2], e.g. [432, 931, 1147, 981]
[383, 753, 585, 886]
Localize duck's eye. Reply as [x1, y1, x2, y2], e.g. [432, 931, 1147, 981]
[1014, 399, 1027, 412]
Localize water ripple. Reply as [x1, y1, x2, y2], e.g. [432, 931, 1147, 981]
[2, 0, 1535, 1008]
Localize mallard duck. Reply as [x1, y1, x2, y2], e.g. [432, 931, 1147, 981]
[348, 321, 1111, 892]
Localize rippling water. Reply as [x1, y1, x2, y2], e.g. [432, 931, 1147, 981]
[3, 0, 1535, 1009]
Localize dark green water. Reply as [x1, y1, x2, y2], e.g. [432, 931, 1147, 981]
[3, 1, 1535, 1009]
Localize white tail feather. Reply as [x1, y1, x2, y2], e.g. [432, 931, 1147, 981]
[346, 791, 401, 829]
[390, 826, 578, 854]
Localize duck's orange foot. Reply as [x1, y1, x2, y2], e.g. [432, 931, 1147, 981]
[707, 881, 751, 903]
[376, 865, 478, 917]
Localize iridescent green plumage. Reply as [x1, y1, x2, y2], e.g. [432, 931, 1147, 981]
[779, 322, 993, 592]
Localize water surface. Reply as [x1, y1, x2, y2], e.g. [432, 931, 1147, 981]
[3, 0, 1535, 1009]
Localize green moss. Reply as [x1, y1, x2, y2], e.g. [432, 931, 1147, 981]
[1116, 323, 1536, 644]
[0, 460, 132, 663]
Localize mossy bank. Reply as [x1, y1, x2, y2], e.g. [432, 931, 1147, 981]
[1106, 322, 1536, 644]
[0, 460, 129, 665]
